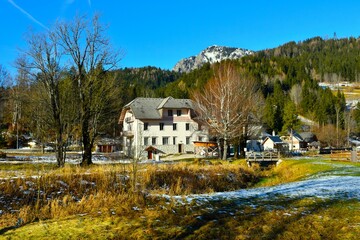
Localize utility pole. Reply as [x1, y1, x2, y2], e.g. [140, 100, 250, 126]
[335, 104, 340, 147]
[291, 128, 294, 152]
[14, 101, 19, 149]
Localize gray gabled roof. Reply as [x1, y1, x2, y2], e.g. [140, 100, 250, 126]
[287, 130, 304, 142]
[124, 98, 163, 119]
[263, 136, 283, 145]
[157, 96, 193, 109]
[299, 132, 316, 142]
[120, 97, 194, 121]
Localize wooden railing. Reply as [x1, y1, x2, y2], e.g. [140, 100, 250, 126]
[246, 151, 280, 161]
[246, 151, 280, 167]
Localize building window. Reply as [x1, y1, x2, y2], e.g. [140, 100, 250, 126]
[186, 137, 191, 145]
[162, 137, 169, 145]
[199, 136, 203, 142]
[173, 137, 177, 145]
[173, 123, 177, 130]
[152, 137, 157, 145]
[186, 123, 190, 131]
[168, 110, 173, 116]
[160, 123, 164, 130]
[144, 122, 148, 131]
[144, 137, 149, 146]
[177, 110, 181, 116]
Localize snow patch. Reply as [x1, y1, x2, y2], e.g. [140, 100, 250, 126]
[163, 164, 360, 206]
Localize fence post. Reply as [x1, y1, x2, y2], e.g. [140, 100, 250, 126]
[351, 150, 357, 162]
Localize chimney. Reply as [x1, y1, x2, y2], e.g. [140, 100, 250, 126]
[272, 130, 275, 136]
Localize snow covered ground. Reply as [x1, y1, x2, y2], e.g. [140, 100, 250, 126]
[0, 152, 131, 164]
[0, 151, 195, 164]
[166, 161, 360, 206]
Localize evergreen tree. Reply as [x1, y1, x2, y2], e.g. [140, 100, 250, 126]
[281, 100, 300, 133]
[352, 102, 360, 134]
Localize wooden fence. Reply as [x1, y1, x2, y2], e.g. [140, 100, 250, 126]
[329, 150, 360, 162]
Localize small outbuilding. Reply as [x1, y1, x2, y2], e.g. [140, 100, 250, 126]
[96, 138, 121, 153]
[144, 145, 164, 160]
[193, 141, 218, 157]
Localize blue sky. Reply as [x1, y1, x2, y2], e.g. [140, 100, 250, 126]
[2, 0, 360, 75]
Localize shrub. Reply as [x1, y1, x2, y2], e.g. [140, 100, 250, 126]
[0, 150, 6, 158]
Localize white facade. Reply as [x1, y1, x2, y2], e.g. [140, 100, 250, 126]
[263, 139, 276, 151]
[262, 136, 286, 151]
[120, 97, 208, 159]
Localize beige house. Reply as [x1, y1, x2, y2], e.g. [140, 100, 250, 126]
[281, 131, 306, 151]
[118, 97, 208, 159]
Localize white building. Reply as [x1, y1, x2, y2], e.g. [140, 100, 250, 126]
[262, 136, 288, 152]
[118, 97, 208, 159]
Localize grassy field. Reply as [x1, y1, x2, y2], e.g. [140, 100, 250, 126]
[340, 85, 360, 100]
[0, 158, 359, 239]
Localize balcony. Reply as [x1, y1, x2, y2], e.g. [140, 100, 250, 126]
[125, 116, 134, 123]
[122, 130, 134, 138]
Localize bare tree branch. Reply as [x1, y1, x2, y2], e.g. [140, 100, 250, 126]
[54, 14, 122, 165]
[192, 62, 263, 159]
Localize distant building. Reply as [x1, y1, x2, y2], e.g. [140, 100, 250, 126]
[299, 132, 319, 150]
[281, 130, 307, 151]
[118, 97, 208, 159]
[262, 136, 288, 152]
[96, 138, 121, 153]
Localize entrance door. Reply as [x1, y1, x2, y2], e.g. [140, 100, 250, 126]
[178, 144, 183, 153]
[148, 151, 153, 160]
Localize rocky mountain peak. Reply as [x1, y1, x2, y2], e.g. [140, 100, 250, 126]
[173, 45, 254, 73]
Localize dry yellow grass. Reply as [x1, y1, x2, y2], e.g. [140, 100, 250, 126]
[254, 159, 334, 187]
[1, 158, 353, 239]
[0, 160, 260, 232]
[332, 84, 360, 100]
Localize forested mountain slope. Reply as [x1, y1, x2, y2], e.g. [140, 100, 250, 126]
[111, 66, 181, 105]
[159, 37, 360, 137]
[163, 36, 360, 98]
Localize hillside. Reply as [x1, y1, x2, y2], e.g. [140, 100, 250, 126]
[114, 37, 360, 102]
[163, 36, 360, 93]
[160, 37, 360, 136]
[111, 66, 182, 105]
[259, 36, 360, 83]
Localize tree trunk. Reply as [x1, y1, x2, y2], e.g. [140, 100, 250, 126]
[55, 127, 66, 167]
[223, 138, 228, 160]
[56, 140, 65, 167]
[81, 117, 93, 166]
[217, 139, 222, 159]
[51, 90, 66, 167]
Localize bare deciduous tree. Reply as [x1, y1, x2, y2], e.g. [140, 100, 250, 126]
[0, 65, 11, 126]
[55, 15, 121, 165]
[5, 61, 32, 148]
[17, 30, 67, 167]
[192, 62, 263, 160]
[313, 124, 347, 147]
